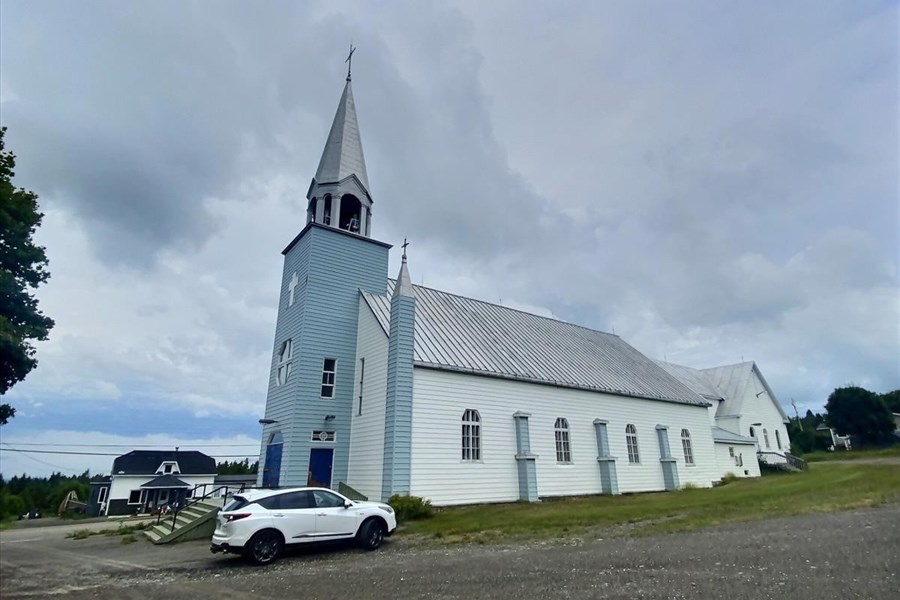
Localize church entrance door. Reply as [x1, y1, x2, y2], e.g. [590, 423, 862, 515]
[307, 448, 334, 488]
[262, 439, 283, 488]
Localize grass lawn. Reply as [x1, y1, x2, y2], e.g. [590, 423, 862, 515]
[800, 445, 900, 463]
[400, 462, 900, 544]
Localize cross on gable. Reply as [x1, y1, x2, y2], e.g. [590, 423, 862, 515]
[288, 272, 299, 307]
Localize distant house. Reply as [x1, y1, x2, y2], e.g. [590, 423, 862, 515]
[815, 423, 851, 450]
[86, 450, 216, 516]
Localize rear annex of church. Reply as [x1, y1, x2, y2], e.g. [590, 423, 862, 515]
[256, 75, 792, 505]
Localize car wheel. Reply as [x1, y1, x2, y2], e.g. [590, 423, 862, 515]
[244, 530, 284, 566]
[357, 519, 386, 551]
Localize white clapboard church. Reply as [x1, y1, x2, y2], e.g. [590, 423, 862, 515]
[256, 74, 792, 505]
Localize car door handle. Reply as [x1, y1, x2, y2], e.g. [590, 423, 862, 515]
[273, 513, 285, 517]
[316, 513, 327, 516]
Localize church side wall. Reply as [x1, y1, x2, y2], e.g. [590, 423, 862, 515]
[347, 302, 389, 501]
[409, 368, 720, 506]
[714, 443, 760, 479]
[739, 376, 791, 455]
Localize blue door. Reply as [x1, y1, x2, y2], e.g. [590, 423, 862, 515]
[308, 448, 334, 488]
[263, 433, 283, 488]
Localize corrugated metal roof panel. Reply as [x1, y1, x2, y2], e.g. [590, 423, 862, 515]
[361, 282, 708, 406]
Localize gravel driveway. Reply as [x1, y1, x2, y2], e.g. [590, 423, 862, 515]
[2, 504, 897, 599]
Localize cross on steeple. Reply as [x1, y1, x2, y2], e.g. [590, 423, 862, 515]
[401, 238, 409, 259]
[345, 44, 356, 82]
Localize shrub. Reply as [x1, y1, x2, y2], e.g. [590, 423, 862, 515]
[388, 494, 434, 522]
[715, 473, 740, 487]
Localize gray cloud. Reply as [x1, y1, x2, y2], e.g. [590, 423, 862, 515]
[0, 0, 896, 449]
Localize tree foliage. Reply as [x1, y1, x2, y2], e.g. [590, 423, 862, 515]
[881, 390, 900, 414]
[0, 471, 92, 521]
[0, 126, 54, 413]
[825, 386, 894, 444]
[216, 459, 258, 475]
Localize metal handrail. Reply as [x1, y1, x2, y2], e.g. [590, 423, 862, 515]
[155, 482, 259, 530]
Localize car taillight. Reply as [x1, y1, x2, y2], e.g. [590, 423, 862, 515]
[225, 513, 251, 522]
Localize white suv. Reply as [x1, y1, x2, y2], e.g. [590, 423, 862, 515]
[210, 487, 397, 565]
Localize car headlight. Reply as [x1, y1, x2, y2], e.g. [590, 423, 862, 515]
[381, 505, 394, 514]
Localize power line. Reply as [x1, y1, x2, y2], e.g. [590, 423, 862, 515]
[0, 448, 257, 458]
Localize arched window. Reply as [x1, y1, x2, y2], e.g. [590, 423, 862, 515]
[775, 430, 782, 450]
[626, 424, 640, 464]
[462, 409, 481, 461]
[268, 432, 283, 445]
[681, 429, 694, 465]
[554, 418, 571, 463]
[308, 197, 318, 223]
[763, 428, 770, 449]
[276, 339, 292, 385]
[749, 426, 756, 439]
[339, 194, 362, 232]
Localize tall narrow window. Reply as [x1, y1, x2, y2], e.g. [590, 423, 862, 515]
[626, 424, 640, 464]
[681, 429, 694, 465]
[763, 428, 770, 449]
[554, 418, 571, 463]
[357, 358, 365, 416]
[775, 430, 782, 450]
[462, 409, 481, 461]
[321, 358, 336, 397]
[276, 339, 292, 385]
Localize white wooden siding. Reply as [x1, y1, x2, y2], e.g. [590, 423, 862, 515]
[734, 371, 791, 455]
[714, 443, 761, 479]
[346, 302, 389, 501]
[108, 475, 215, 503]
[410, 368, 720, 506]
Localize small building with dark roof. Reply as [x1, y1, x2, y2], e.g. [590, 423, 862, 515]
[89, 450, 217, 516]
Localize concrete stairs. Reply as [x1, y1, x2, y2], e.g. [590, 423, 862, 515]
[143, 499, 222, 545]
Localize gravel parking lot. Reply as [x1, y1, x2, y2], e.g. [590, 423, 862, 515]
[2, 504, 898, 599]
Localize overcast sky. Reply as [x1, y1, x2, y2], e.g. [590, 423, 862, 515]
[1, 0, 897, 477]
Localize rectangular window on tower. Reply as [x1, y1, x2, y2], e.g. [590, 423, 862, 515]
[321, 358, 336, 398]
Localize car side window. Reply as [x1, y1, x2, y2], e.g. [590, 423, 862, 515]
[279, 491, 314, 509]
[255, 495, 282, 510]
[312, 490, 345, 508]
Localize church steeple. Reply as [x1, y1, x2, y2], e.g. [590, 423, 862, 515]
[306, 75, 373, 237]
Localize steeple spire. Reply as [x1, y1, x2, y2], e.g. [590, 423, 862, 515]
[314, 80, 370, 193]
[306, 59, 374, 237]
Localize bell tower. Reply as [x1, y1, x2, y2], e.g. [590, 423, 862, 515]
[305, 72, 373, 237]
[258, 65, 390, 490]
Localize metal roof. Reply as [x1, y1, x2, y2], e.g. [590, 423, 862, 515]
[711, 426, 758, 445]
[655, 361, 725, 400]
[700, 361, 789, 422]
[361, 282, 708, 406]
[314, 81, 370, 192]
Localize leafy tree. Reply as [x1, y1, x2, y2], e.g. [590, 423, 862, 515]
[0, 127, 55, 418]
[881, 390, 900, 414]
[825, 386, 894, 444]
[216, 459, 258, 475]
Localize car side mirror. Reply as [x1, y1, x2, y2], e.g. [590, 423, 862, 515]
[344, 501, 353, 509]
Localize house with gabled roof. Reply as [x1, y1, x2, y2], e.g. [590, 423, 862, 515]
[256, 73, 791, 505]
[87, 450, 216, 516]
